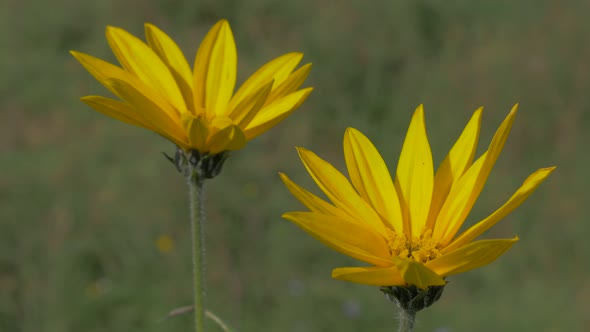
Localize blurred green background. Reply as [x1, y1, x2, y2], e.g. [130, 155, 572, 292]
[1, 0, 587, 331]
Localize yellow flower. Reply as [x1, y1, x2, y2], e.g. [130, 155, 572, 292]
[71, 20, 312, 154]
[281, 105, 555, 289]
[156, 234, 174, 253]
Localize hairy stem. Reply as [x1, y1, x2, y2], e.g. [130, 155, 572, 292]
[397, 306, 416, 332]
[187, 171, 206, 332]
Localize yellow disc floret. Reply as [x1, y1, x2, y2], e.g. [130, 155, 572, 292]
[386, 229, 442, 264]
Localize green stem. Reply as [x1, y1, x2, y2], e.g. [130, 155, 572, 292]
[187, 171, 206, 332]
[397, 305, 416, 332]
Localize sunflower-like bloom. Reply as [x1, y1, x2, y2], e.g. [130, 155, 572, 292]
[281, 105, 555, 289]
[71, 20, 312, 154]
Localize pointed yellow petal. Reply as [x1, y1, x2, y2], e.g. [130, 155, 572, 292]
[279, 172, 350, 218]
[243, 88, 313, 140]
[431, 153, 485, 241]
[72, 51, 184, 128]
[201, 20, 236, 117]
[206, 117, 245, 153]
[72, 53, 179, 124]
[106, 78, 187, 146]
[81, 96, 155, 130]
[283, 212, 391, 267]
[70, 51, 183, 126]
[70, 51, 135, 98]
[395, 105, 434, 237]
[426, 108, 482, 230]
[228, 52, 303, 111]
[221, 126, 246, 151]
[106, 26, 186, 113]
[265, 63, 312, 105]
[433, 105, 518, 245]
[193, 20, 223, 110]
[332, 259, 444, 289]
[184, 115, 208, 151]
[332, 266, 406, 286]
[426, 237, 518, 277]
[343, 128, 403, 234]
[226, 80, 273, 129]
[296, 147, 388, 236]
[443, 167, 556, 253]
[391, 257, 446, 289]
[144, 23, 194, 111]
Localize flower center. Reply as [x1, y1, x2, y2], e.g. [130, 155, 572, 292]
[386, 229, 442, 263]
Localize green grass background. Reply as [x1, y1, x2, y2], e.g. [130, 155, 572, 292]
[1, 0, 587, 331]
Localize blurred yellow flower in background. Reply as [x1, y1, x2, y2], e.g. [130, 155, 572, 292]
[156, 234, 175, 254]
[71, 20, 312, 154]
[281, 104, 555, 289]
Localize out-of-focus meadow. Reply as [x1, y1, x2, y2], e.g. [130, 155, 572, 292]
[1, 0, 588, 331]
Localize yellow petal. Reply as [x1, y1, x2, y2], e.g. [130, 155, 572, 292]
[226, 80, 273, 129]
[221, 126, 246, 151]
[391, 257, 446, 289]
[433, 105, 518, 245]
[70, 51, 135, 98]
[193, 20, 223, 111]
[282, 212, 391, 267]
[443, 167, 556, 253]
[332, 266, 406, 286]
[426, 237, 518, 277]
[343, 128, 403, 234]
[265, 63, 312, 105]
[106, 26, 186, 113]
[206, 117, 245, 153]
[144, 23, 194, 112]
[394, 105, 434, 237]
[426, 108, 482, 230]
[228, 52, 303, 111]
[296, 147, 388, 236]
[184, 115, 208, 151]
[106, 78, 187, 146]
[332, 259, 444, 289]
[201, 20, 237, 118]
[279, 172, 349, 217]
[81, 96, 155, 131]
[243, 88, 313, 140]
[71, 51, 180, 124]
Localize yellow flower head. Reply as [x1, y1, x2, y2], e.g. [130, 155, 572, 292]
[156, 234, 174, 254]
[281, 105, 555, 289]
[71, 20, 312, 154]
